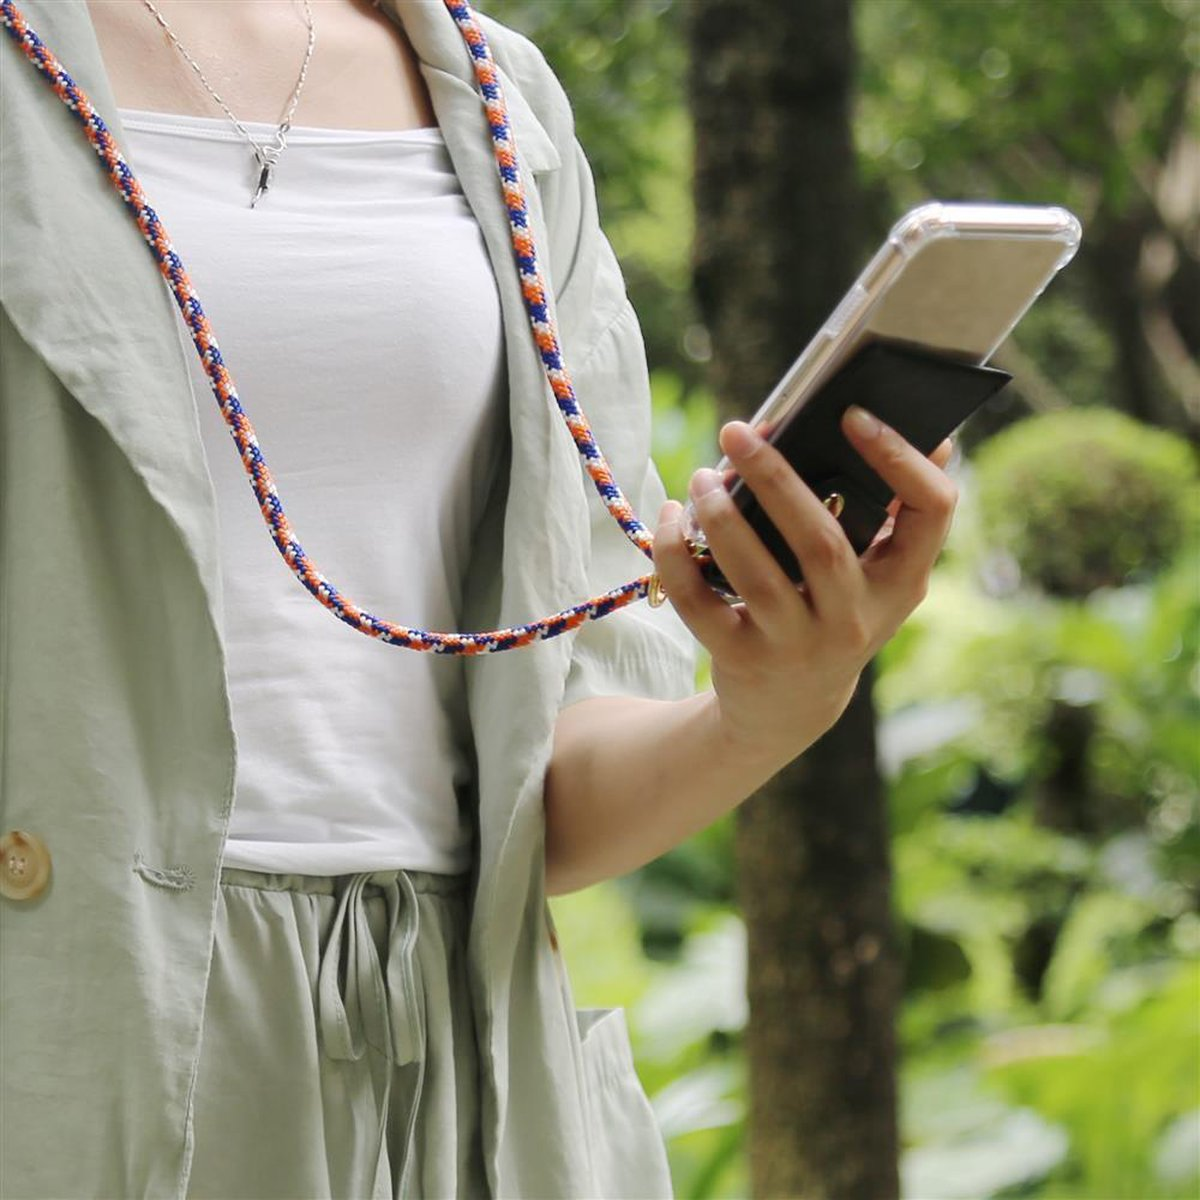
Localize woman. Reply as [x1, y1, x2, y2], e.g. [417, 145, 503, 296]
[0, 1, 956, 1197]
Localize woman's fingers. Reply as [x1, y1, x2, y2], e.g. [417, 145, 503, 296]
[930, 436, 954, 471]
[656, 418, 957, 654]
[685, 459, 810, 635]
[651, 500, 743, 654]
[840, 406, 957, 590]
[868, 511, 897, 552]
[877, 435, 953, 533]
[716, 421, 863, 616]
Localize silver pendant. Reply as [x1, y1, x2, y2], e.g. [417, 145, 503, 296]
[251, 159, 273, 208]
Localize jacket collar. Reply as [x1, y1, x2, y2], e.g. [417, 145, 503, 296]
[0, 0, 568, 633]
[381, 0, 561, 175]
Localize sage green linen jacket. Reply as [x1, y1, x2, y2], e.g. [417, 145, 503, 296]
[0, 1, 697, 1196]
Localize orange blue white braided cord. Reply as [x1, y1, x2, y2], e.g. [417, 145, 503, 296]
[0, 0, 658, 654]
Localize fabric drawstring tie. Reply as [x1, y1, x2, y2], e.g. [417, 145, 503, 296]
[1, 0, 711, 654]
[317, 870, 426, 1199]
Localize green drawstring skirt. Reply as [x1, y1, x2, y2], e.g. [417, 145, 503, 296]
[185, 865, 487, 1199]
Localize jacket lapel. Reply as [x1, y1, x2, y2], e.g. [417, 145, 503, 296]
[0, 0, 227, 613]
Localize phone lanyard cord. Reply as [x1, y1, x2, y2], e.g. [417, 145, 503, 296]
[0, 0, 673, 655]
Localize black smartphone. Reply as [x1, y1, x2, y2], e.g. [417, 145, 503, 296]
[687, 341, 1012, 597]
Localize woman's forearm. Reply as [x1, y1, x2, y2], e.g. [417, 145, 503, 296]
[542, 690, 825, 897]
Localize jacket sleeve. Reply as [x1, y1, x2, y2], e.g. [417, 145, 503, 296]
[555, 277, 700, 710]
[483, 19, 699, 708]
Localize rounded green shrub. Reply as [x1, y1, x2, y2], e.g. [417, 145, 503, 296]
[971, 409, 1199, 598]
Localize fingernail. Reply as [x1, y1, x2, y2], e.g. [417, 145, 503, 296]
[658, 499, 682, 527]
[844, 405, 883, 439]
[690, 467, 725, 501]
[721, 421, 763, 457]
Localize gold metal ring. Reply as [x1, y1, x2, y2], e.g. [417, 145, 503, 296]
[823, 492, 846, 519]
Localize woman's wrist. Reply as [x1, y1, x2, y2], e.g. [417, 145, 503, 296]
[706, 669, 860, 784]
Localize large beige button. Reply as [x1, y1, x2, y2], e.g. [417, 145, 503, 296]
[0, 830, 52, 901]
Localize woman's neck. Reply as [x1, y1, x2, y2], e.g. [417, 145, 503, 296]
[86, 0, 437, 132]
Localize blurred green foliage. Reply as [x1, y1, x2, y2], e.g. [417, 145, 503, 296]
[854, 0, 1195, 214]
[973, 409, 1200, 597]
[855, 0, 1200, 429]
[486, 0, 1200, 1195]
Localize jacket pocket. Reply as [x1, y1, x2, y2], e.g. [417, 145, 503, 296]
[575, 1006, 675, 1199]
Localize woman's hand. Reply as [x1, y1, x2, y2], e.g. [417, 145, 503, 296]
[651, 406, 957, 771]
[545, 416, 956, 893]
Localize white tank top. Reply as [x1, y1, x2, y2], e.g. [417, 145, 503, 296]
[115, 107, 507, 876]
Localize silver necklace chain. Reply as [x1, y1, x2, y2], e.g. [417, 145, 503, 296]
[140, 0, 316, 208]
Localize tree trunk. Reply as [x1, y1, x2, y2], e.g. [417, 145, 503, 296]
[735, 669, 901, 1199]
[687, 2, 900, 1197]
[1083, 211, 1169, 428]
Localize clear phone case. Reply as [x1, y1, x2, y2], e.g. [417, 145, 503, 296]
[682, 200, 1082, 556]
[733, 200, 1079, 461]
